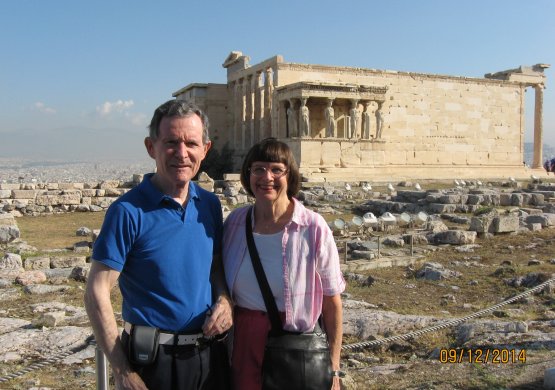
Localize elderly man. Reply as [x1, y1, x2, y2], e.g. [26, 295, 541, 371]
[85, 100, 232, 390]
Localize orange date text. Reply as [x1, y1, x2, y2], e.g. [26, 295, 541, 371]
[439, 348, 526, 364]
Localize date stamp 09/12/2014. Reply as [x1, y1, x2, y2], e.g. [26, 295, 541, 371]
[439, 348, 527, 364]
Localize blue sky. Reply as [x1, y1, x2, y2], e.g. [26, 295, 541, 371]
[1, 0, 553, 162]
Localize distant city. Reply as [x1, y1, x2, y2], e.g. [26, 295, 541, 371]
[0, 158, 155, 184]
[0, 142, 553, 184]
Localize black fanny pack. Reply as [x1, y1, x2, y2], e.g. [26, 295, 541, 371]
[128, 324, 160, 366]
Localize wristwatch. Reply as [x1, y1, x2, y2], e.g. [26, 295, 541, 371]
[331, 370, 346, 378]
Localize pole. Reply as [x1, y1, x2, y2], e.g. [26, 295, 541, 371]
[96, 347, 109, 390]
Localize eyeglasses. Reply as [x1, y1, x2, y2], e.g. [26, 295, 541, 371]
[249, 166, 288, 178]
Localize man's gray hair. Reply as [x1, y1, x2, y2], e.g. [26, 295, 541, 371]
[148, 99, 210, 144]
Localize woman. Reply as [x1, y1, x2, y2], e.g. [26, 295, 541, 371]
[223, 138, 345, 390]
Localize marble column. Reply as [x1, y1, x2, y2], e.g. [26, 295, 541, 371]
[229, 81, 236, 148]
[532, 84, 544, 169]
[245, 74, 254, 148]
[233, 80, 244, 149]
[254, 72, 263, 143]
[264, 68, 274, 138]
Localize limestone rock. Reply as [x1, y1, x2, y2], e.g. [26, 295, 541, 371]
[0, 253, 23, 269]
[16, 270, 47, 286]
[24, 256, 51, 270]
[50, 256, 87, 268]
[0, 225, 20, 244]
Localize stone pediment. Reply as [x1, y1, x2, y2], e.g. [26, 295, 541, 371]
[276, 81, 388, 102]
[222, 51, 249, 68]
[485, 63, 550, 85]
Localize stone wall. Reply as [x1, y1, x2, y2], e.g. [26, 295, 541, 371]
[0, 178, 138, 216]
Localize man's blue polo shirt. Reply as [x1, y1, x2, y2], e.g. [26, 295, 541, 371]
[92, 173, 223, 332]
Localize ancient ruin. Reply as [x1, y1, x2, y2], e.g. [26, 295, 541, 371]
[173, 52, 549, 181]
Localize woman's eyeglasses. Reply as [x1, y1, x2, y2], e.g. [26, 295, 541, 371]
[249, 166, 288, 178]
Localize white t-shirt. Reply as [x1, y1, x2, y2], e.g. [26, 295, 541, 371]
[233, 230, 285, 311]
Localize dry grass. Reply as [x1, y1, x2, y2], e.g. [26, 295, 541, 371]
[16, 211, 106, 250]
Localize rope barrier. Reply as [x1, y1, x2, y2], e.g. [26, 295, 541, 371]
[341, 276, 555, 351]
[0, 335, 95, 384]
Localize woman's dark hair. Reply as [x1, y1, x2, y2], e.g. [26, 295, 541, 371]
[240, 138, 300, 199]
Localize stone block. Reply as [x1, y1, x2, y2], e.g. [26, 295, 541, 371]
[0, 225, 20, 244]
[99, 180, 120, 189]
[499, 193, 512, 206]
[528, 223, 542, 231]
[36, 311, 66, 327]
[0, 253, 23, 269]
[50, 256, 87, 268]
[493, 215, 519, 233]
[427, 203, 457, 213]
[24, 256, 51, 270]
[438, 195, 461, 204]
[11, 189, 39, 199]
[529, 193, 545, 206]
[36, 191, 81, 206]
[467, 194, 483, 205]
[81, 189, 97, 197]
[526, 215, 550, 228]
[16, 270, 47, 286]
[0, 190, 11, 199]
[510, 193, 524, 207]
[223, 173, 241, 181]
[0, 183, 20, 190]
[432, 230, 476, 245]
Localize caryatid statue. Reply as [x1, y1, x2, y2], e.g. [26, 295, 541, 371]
[375, 102, 385, 139]
[349, 100, 359, 139]
[300, 98, 310, 137]
[325, 99, 336, 138]
[362, 102, 371, 139]
[287, 100, 298, 137]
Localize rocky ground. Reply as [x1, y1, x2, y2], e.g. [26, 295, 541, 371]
[1, 179, 555, 389]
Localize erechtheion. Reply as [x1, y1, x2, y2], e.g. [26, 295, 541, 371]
[173, 51, 549, 181]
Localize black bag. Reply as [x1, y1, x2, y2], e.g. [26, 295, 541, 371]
[245, 208, 332, 390]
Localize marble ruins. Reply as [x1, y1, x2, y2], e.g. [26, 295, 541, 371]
[173, 52, 549, 181]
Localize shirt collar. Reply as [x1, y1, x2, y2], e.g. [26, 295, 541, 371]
[139, 173, 200, 206]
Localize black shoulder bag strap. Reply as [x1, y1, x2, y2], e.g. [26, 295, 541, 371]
[245, 207, 284, 336]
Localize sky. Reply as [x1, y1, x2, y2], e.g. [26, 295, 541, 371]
[1, 0, 554, 164]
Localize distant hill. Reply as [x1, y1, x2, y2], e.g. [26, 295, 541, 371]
[524, 142, 555, 166]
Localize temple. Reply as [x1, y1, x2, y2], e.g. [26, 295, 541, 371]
[173, 52, 549, 181]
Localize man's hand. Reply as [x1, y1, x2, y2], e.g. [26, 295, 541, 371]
[202, 294, 233, 337]
[115, 369, 148, 390]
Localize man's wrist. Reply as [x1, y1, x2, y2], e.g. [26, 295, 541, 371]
[331, 370, 346, 378]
